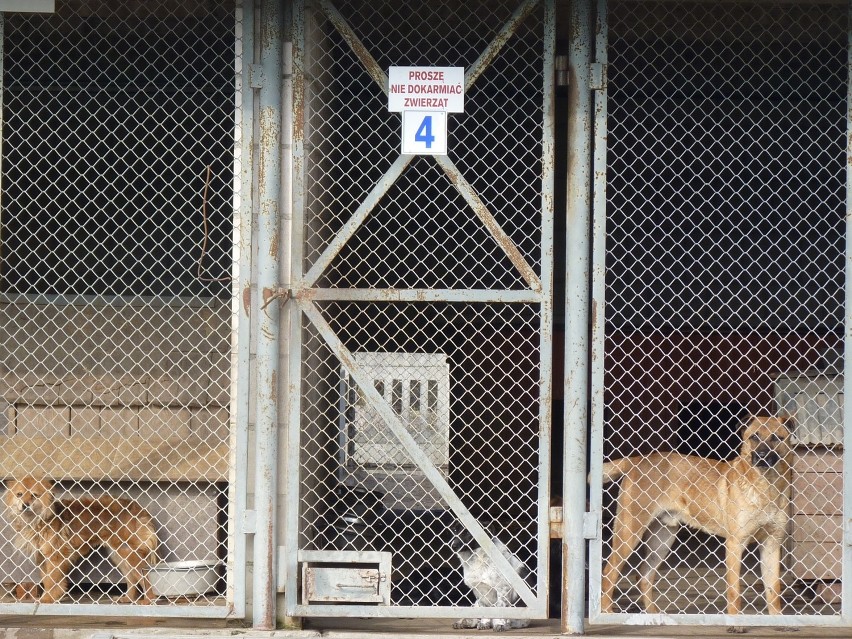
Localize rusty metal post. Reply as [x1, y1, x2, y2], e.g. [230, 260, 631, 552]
[562, 0, 593, 633]
[253, 0, 283, 629]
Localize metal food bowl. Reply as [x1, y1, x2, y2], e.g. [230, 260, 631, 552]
[148, 560, 220, 598]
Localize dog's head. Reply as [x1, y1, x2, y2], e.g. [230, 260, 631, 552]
[4, 476, 55, 522]
[449, 519, 495, 555]
[741, 415, 792, 470]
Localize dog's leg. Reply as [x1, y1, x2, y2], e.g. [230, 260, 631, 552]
[111, 546, 152, 604]
[601, 505, 646, 613]
[454, 583, 494, 630]
[490, 582, 527, 632]
[638, 518, 678, 614]
[475, 583, 499, 630]
[724, 538, 743, 616]
[39, 556, 69, 604]
[760, 536, 783, 615]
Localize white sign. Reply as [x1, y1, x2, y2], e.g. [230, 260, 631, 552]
[401, 111, 447, 156]
[388, 67, 464, 113]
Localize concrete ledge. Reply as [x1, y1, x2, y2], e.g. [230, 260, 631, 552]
[0, 435, 229, 482]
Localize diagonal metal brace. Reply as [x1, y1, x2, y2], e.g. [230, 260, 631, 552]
[298, 298, 538, 608]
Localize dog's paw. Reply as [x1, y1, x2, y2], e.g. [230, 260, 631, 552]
[476, 619, 494, 630]
[453, 618, 478, 630]
[726, 626, 747, 634]
[491, 619, 510, 631]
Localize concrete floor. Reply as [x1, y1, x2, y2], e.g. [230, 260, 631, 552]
[0, 566, 842, 639]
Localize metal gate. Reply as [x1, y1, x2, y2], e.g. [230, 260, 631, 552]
[589, 0, 851, 628]
[0, 0, 244, 617]
[283, 0, 554, 620]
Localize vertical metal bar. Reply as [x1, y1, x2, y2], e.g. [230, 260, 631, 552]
[278, 0, 294, 599]
[538, 0, 556, 614]
[230, 0, 253, 619]
[843, 0, 852, 623]
[586, 0, 608, 625]
[282, 0, 306, 619]
[253, 0, 283, 629]
[562, 0, 593, 633]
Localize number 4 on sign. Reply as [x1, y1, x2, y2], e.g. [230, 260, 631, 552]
[402, 110, 448, 155]
[415, 116, 435, 147]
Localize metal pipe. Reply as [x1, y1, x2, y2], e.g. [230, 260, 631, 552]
[562, 0, 594, 633]
[252, 0, 283, 629]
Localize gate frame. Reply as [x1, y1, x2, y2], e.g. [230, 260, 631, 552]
[0, 1, 250, 620]
[281, 0, 556, 620]
[585, 0, 852, 629]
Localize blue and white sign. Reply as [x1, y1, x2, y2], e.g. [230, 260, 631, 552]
[401, 111, 447, 156]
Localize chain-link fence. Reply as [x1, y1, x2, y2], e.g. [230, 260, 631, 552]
[592, 0, 848, 621]
[0, 0, 238, 612]
[284, 0, 553, 619]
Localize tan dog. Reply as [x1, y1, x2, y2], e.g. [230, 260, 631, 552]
[4, 476, 159, 604]
[599, 415, 792, 616]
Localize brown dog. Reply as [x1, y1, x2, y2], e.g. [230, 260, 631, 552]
[4, 476, 159, 604]
[598, 415, 792, 616]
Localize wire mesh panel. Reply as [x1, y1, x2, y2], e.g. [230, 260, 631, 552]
[0, 0, 240, 615]
[286, 0, 553, 620]
[591, 0, 848, 625]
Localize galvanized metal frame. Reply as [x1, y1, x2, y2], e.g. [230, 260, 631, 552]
[587, 0, 852, 629]
[562, 0, 594, 633]
[283, 0, 555, 619]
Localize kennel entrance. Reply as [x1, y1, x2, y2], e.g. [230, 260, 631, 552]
[587, 0, 851, 628]
[0, 0, 244, 618]
[282, 0, 554, 620]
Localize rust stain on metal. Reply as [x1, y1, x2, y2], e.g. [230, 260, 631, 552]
[321, 0, 387, 94]
[439, 159, 541, 292]
[465, 0, 538, 91]
[269, 232, 279, 258]
[561, 538, 570, 633]
[243, 285, 252, 317]
[257, 106, 280, 188]
[262, 286, 276, 307]
[291, 49, 306, 134]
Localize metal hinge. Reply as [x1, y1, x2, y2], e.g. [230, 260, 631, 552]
[590, 62, 607, 91]
[583, 510, 601, 540]
[249, 64, 265, 89]
[242, 509, 257, 534]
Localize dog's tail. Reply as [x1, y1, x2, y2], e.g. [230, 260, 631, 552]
[599, 457, 640, 483]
